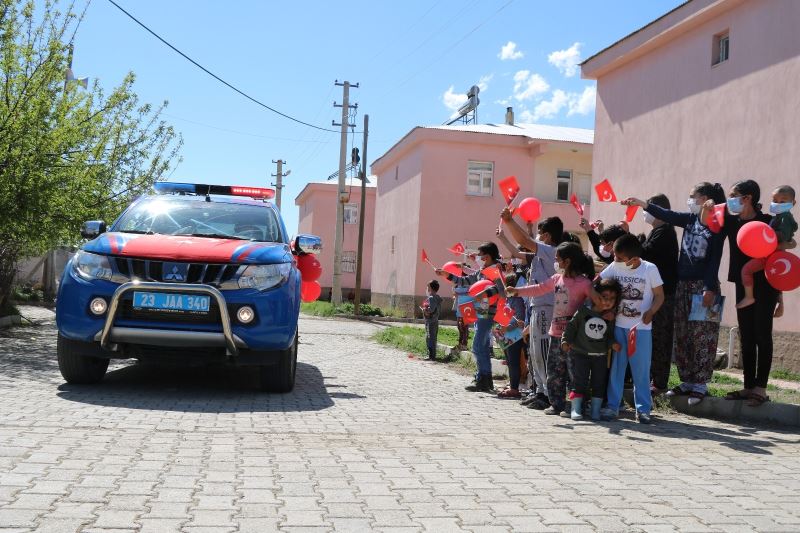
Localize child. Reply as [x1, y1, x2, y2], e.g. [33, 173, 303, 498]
[496, 273, 529, 399]
[452, 266, 471, 351]
[561, 278, 622, 420]
[506, 242, 595, 416]
[437, 242, 505, 392]
[736, 185, 797, 309]
[599, 234, 665, 424]
[423, 280, 442, 361]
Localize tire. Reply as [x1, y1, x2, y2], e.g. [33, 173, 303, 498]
[259, 334, 297, 393]
[57, 335, 109, 384]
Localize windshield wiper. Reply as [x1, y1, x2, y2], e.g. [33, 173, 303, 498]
[119, 230, 158, 235]
[178, 233, 249, 240]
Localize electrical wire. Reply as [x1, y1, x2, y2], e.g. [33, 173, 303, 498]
[160, 112, 329, 143]
[105, 0, 339, 133]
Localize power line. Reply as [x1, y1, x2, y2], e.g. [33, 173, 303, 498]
[160, 113, 329, 142]
[105, 0, 339, 133]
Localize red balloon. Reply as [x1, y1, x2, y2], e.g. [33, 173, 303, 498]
[442, 261, 462, 277]
[300, 280, 321, 302]
[468, 279, 493, 298]
[517, 197, 542, 223]
[765, 251, 800, 292]
[296, 254, 322, 282]
[736, 221, 778, 259]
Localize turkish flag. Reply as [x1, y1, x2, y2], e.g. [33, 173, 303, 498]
[498, 175, 520, 205]
[627, 324, 638, 358]
[448, 242, 466, 255]
[707, 203, 726, 233]
[595, 179, 618, 202]
[570, 193, 584, 216]
[494, 305, 515, 327]
[625, 204, 639, 223]
[459, 301, 478, 324]
[481, 265, 502, 282]
[421, 248, 430, 264]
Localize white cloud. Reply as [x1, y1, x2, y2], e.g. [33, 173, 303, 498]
[512, 70, 549, 101]
[498, 41, 524, 61]
[548, 42, 582, 77]
[567, 85, 596, 116]
[477, 73, 493, 92]
[442, 85, 467, 111]
[532, 90, 569, 120]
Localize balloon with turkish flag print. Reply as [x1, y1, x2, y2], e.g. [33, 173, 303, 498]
[300, 280, 322, 302]
[497, 175, 520, 205]
[517, 197, 542, 223]
[765, 251, 800, 291]
[296, 253, 322, 282]
[468, 279, 494, 297]
[736, 221, 778, 259]
[459, 301, 478, 324]
[595, 179, 618, 202]
[442, 261, 463, 277]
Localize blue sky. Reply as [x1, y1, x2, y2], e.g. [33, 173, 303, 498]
[71, 0, 681, 235]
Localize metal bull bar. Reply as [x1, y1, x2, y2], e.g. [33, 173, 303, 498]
[97, 281, 243, 356]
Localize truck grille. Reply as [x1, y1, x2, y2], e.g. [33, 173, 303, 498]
[113, 258, 240, 286]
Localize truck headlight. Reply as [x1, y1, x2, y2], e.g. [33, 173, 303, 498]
[238, 263, 291, 291]
[73, 250, 112, 281]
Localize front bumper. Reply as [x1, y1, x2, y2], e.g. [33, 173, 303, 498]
[56, 262, 300, 356]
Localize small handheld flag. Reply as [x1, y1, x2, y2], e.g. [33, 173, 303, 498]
[459, 301, 478, 324]
[570, 193, 584, 216]
[627, 323, 639, 358]
[498, 175, 521, 206]
[448, 242, 466, 255]
[595, 179, 618, 203]
[421, 249, 435, 269]
[624, 204, 639, 223]
[494, 305, 515, 327]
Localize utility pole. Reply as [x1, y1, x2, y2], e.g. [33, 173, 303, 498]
[331, 80, 358, 305]
[270, 159, 290, 210]
[354, 115, 369, 315]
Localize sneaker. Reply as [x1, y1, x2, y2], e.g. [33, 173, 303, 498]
[665, 385, 688, 398]
[519, 394, 537, 406]
[528, 397, 550, 410]
[543, 406, 560, 415]
[559, 410, 571, 418]
[687, 391, 706, 406]
[637, 412, 652, 424]
[599, 407, 617, 421]
[464, 379, 481, 392]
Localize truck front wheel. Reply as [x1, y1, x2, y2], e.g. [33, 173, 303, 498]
[259, 334, 297, 393]
[57, 335, 109, 384]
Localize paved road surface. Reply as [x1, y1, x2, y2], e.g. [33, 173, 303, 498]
[0, 311, 799, 532]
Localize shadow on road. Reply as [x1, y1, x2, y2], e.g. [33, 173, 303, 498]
[55, 361, 365, 413]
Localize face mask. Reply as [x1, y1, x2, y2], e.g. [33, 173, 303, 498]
[727, 196, 743, 215]
[770, 202, 793, 215]
[599, 248, 612, 258]
[643, 212, 656, 225]
[553, 262, 561, 272]
[687, 198, 701, 215]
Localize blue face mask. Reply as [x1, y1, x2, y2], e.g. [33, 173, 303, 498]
[727, 196, 743, 214]
[770, 202, 793, 215]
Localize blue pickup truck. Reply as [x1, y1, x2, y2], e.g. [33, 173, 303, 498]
[55, 182, 321, 392]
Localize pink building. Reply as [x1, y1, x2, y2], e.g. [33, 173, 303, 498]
[295, 181, 376, 300]
[369, 122, 593, 315]
[581, 0, 800, 342]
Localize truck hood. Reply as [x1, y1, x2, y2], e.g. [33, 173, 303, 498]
[84, 232, 292, 264]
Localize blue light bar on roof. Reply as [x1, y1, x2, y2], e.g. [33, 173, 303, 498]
[153, 182, 275, 199]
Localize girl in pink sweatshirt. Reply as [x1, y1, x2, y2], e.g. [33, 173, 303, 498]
[507, 242, 595, 415]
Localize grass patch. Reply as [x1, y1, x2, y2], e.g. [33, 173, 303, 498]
[771, 368, 800, 382]
[374, 325, 506, 360]
[664, 364, 800, 405]
[300, 301, 402, 318]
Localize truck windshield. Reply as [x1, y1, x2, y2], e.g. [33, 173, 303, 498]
[114, 198, 282, 242]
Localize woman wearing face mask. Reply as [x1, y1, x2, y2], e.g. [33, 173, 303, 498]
[622, 182, 726, 405]
[718, 180, 795, 407]
[638, 194, 679, 394]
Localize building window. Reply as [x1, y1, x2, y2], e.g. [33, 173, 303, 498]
[556, 169, 572, 202]
[344, 203, 358, 225]
[466, 161, 493, 196]
[342, 251, 356, 273]
[395, 165, 399, 181]
[712, 31, 729, 65]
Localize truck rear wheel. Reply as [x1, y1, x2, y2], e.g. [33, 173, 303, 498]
[259, 334, 297, 393]
[57, 335, 109, 384]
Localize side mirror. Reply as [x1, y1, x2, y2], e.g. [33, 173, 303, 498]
[293, 234, 322, 255]
[81, 220, 107, 239]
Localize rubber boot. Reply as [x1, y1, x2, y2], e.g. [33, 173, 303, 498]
[570, 397, 583, 420]
[591, 397, 603, 421]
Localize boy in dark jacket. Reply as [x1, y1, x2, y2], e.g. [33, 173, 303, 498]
[561, 278, 622, 421]
[423, 280, 443, 360]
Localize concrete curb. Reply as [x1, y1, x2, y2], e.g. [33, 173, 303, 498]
[439, 344, 509, 377]
[663, 393, 800, 428]
[0, 315, 22, 329]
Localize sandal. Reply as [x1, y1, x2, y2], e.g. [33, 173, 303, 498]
[725, 390, 751, 401]
[745, 393, 770, 407]
[497, 388, 521, 399]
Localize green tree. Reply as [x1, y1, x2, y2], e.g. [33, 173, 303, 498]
[0, 0, 182, 312]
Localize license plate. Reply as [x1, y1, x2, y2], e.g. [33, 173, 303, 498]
[132, 292, 211, 313]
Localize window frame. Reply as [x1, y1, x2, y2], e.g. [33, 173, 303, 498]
[342, 251, 356, 273]
[466, 160, 494, 197]
[712, 30, 730, 66]
[556, 168, 572, 203]
[343, 203, 359, 225]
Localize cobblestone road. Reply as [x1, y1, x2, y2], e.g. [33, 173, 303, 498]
[1, 311, 799, 532]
